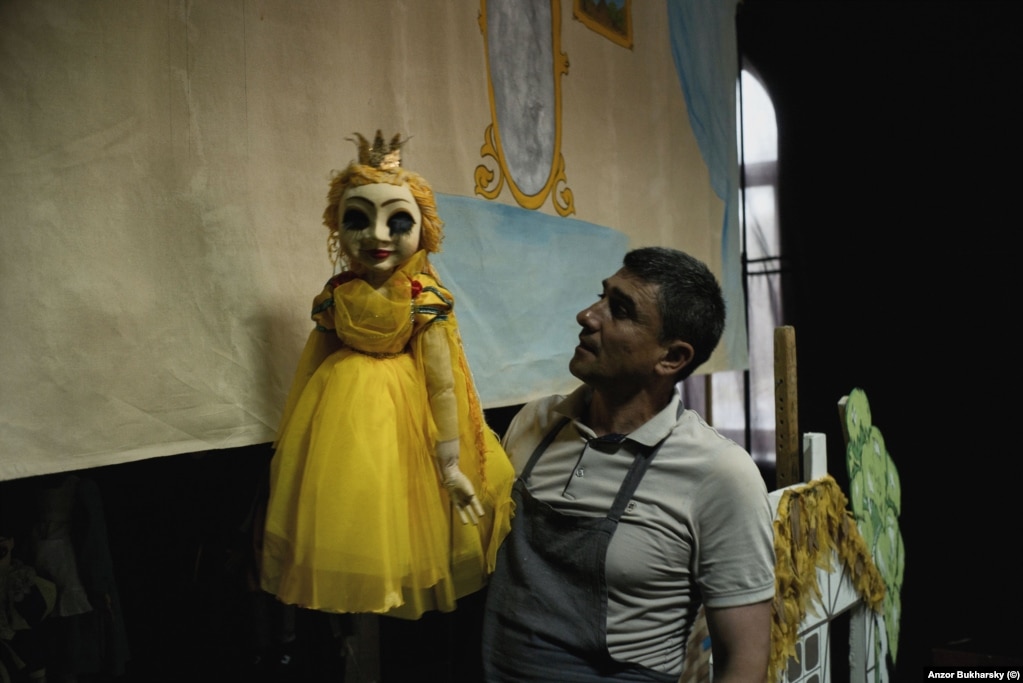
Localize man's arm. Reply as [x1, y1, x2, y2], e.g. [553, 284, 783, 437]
[705, 599, 772, 683]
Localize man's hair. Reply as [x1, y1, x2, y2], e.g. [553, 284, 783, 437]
[622, 247, 726, 379]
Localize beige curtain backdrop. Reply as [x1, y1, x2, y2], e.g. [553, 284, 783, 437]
[0, 0, 740, 480]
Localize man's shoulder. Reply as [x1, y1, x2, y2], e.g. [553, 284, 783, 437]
[673, 408, 744, 450]
[511, 392, 572, 435]
[668, 410, 764, 477]
[502, 388, 583, 462]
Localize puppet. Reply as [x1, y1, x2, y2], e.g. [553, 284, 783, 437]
[260, 131, 514, 620]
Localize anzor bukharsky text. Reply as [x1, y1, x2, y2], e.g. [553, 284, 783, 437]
[928, 671, 1019, 680]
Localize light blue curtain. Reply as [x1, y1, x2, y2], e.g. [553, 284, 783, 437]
[433, 195, 627, 408]
[666, 0, 747, 369]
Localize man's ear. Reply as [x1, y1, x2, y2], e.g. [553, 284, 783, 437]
[656, 340, 694, 377]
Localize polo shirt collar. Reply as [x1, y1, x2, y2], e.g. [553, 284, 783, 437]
[553, 385, 683, 449]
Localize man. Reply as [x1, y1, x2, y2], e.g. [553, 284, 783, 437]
[481, 247, 775, 682]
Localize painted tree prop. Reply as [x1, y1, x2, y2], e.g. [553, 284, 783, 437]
[839, 388, 904, 674]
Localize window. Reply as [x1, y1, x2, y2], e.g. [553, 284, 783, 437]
[685, 66, 782, 467]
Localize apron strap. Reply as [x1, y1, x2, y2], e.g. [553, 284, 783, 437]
[521, 416, 571, 479]
[520, 415, 668, 523]
[606, 436, 666, 522]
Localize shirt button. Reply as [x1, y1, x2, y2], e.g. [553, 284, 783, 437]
[574, 467, 585, 477]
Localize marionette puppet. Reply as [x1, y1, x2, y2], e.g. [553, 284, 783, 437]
[261, 131, 514, 620]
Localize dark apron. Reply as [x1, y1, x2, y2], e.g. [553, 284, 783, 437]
[481, 418, 678, 683]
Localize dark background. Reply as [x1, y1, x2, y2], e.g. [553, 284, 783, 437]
[2, 2, 1020, 682]
[738, 0, 1022, 676]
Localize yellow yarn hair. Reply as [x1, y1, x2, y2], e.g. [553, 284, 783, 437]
[769, 475, 885, 683]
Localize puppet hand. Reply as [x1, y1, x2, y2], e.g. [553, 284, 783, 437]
[436, 439, 485, 526]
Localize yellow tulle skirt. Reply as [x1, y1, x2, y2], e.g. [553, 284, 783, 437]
[261, 343, 513, 619]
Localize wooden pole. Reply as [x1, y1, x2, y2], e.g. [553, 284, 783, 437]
[774, 326, 800, 488]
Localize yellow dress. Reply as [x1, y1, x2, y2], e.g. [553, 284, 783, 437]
[261, 250, 514, 619]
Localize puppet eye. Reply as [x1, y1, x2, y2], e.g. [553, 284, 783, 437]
[388, 211, 415, 237]
[341, 209, 369, 231]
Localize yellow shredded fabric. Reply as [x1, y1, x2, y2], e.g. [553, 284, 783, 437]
[769, 475, 886, 683]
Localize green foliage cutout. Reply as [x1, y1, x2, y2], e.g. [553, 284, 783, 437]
[842, 388, 904, 671]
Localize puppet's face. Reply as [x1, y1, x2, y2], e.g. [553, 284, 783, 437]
[339, 182, 422, 284]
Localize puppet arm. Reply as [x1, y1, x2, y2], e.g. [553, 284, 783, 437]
[421, 323, 485, 525]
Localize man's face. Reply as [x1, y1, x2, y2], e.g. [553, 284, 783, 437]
[338, 182, 422, 285]
[569, 268, 668, 389]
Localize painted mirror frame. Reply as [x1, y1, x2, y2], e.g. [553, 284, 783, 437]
[477, 0, 575, 216]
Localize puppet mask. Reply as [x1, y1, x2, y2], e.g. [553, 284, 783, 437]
[339, 182, 422, 284]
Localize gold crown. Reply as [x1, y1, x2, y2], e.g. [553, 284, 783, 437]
[350, 130, 405, 170]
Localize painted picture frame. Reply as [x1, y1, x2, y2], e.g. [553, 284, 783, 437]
[573, 0, 632, 49]
[478, 0, 574, 216]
